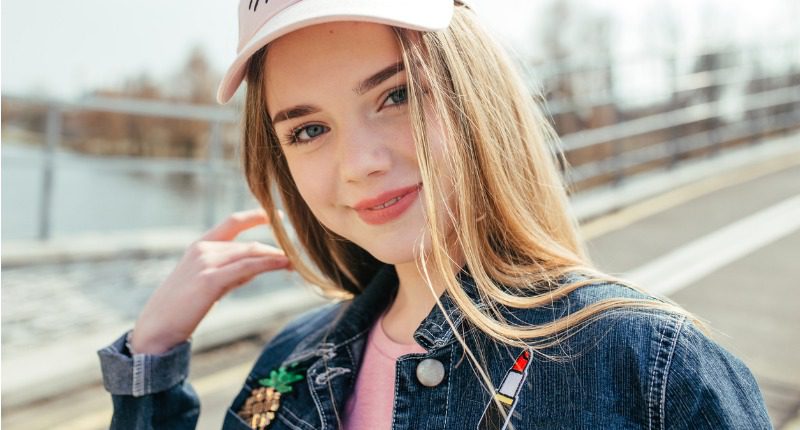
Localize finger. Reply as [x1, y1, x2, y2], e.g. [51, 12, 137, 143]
[196, 241, 288, 268]
[199, 208, 273, 242]
[205, 255, 291, 294]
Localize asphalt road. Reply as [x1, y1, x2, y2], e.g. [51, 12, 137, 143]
[4, 161, 798, 429]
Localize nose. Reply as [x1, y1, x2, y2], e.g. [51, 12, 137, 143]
[337, 120, 392, 183]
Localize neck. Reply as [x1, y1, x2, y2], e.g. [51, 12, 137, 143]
[381, 251, 466, 345]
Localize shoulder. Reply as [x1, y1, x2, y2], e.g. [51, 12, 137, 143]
[513, 274, 711, 369]
[506, 272, 679, 334]
[507, 273, 771, 427]
[475, 272, 692, 375]
[660, 319, 771, 428]
[493, 273, 687, 387]
[558, 274, 682, 345]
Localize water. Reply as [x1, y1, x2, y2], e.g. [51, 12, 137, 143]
[1, 141, 257, 240]
[1, 141, 302, 354]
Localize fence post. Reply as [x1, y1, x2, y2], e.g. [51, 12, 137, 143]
[667, 53, 681, 169]
[38, 104, 61, 241]
[205, 121, 222, 229]
[611, 139, 624, 186]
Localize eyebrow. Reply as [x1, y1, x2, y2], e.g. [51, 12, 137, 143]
[353, 61, 405, 96]
[271, 61, 405, 125]
[271, 105, 320, 125]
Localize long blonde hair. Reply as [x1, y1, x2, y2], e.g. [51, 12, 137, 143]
[240, 2, 707, 418]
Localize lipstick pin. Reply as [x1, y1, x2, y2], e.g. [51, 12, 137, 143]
[477, 349, 533, 430]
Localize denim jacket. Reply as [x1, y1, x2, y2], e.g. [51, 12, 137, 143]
[97, 264, 772, 429]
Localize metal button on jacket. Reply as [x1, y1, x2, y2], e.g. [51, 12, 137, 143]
[416, 358, 445, 387]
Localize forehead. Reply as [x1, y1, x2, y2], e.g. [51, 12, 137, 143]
[264, 22, 402, 111]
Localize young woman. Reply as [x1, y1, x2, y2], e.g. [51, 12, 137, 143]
[98, 1, 773, 429]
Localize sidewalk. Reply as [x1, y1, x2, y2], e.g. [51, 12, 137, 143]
[1, 249, 327, 408]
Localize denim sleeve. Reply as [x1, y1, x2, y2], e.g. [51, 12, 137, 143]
[663, 319, 773, 429]
[97, 330, 200, 430]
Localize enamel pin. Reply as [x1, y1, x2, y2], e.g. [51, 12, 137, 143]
[477, 349, 533, 430]
[237, 363, 305, 430]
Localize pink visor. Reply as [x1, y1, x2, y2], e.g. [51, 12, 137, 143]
[216, 0, 458, 104]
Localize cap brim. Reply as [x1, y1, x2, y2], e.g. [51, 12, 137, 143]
[216, 0, 454, 104]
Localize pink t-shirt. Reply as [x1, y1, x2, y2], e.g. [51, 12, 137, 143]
[342, 312, 427, 429]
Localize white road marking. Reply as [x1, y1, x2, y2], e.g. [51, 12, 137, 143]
[626, 194, 800, 296]
[580, 152, 800, 240]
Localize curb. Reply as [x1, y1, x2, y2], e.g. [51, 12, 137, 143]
[1, 227, 280, 268]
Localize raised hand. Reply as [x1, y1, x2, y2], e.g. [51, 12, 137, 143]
[130, 208, 292, 355]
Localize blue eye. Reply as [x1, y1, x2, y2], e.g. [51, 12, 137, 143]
[287, 124, 329, 144]
[384, 86, 408, 107]
[302, 124, 326, 138]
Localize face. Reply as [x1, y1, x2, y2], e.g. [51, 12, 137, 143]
[265, 21, 452, 265]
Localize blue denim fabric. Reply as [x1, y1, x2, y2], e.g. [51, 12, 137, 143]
[98, 330, 198, 428]
[97, 264, 773, 429]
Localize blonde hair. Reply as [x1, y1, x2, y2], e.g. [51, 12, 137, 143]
[240, 3, 708, 425]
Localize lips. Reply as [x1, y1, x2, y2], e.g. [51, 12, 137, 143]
[352, 183, 423, 211]
[353, 183, 422, 226]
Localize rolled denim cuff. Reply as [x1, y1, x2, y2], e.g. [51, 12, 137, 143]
[97, 330, 192, 397]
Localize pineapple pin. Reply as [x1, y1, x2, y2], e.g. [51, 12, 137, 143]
[238, 363, 305, 430]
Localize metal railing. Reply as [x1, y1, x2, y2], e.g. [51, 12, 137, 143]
[4, 96, 243, 240]
[3, 42, 799, 240]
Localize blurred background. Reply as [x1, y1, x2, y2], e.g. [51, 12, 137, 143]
[2, 0, 799, 428]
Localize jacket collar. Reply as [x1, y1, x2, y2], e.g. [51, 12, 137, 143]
[284, 262, 478, 364]
[413, 263, 482, 350]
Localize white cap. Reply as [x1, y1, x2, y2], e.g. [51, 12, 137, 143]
[216, 0, 459, 104]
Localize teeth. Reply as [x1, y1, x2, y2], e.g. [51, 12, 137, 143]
[370, 195, 402, 210]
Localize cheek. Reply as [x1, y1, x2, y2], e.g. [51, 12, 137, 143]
[423, 113, 453, 181]
[413, 100, 449, 164]
[286, 159, 330, 213]
[381, 114, 417, 159]
[422, 113, 459, 215]
[399, 122, 418, 154]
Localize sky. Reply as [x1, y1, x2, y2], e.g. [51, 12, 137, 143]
[2, 0, 797, 101]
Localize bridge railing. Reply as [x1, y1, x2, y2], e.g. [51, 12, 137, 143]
[3, 42, 799, 240]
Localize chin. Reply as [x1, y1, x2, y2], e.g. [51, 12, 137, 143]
[365, 248, 417, 266]
[360, 231, 432, 266]
[322, 215, 433, 265]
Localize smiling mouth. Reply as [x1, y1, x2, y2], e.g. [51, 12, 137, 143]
[367, 192, 412, 210]
[352, 183, 422, 226]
